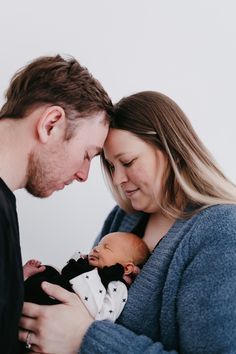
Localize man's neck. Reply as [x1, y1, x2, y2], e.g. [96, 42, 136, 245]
[0, 119, 31, 191]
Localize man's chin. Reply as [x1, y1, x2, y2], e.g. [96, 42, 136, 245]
[25, 186, 54, 199]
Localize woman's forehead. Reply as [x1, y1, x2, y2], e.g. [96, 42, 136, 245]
[104, 129, 148, 157]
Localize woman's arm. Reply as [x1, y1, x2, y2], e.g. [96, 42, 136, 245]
[176, 213, 236, 353]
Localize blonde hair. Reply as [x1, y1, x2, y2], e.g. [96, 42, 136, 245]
[101, 91, 236, 218]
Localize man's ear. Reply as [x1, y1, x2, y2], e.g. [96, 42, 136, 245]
[124, 262, 135, 275]
[36, 106, 66, 143]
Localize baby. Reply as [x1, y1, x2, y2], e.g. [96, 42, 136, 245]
[23, 232, 150, 322]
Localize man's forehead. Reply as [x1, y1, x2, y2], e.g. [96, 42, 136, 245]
[89, 145, 103, 155]
[83, 110, 109, 124]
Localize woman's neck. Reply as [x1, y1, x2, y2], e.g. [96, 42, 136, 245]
[143, 212, 176, 252]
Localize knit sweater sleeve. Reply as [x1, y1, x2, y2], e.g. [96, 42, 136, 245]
[176, 205, 236, 353]
[80, 320, 177, 354]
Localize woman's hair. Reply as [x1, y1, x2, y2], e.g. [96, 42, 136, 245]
[101, 91, 236, 218]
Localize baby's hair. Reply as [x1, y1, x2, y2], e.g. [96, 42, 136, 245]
[120, 232, 150, 266]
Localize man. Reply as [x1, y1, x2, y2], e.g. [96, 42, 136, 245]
[0, 55, 112, 353]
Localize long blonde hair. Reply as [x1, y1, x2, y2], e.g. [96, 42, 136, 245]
[101, 91, 236, 218]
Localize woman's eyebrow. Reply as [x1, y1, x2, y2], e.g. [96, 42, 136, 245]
[105, 152, 128, 161]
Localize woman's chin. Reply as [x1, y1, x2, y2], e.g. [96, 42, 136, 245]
[130, 201, 145, 211]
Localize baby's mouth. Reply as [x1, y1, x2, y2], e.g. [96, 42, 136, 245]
[89, 255, 98, 261]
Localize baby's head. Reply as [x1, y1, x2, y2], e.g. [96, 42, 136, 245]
[88, 232, 150, 276]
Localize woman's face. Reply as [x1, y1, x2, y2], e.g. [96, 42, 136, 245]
[103, 129, 168, 213]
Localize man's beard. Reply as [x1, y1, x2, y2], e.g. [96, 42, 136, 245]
[25, 151, 55, 198]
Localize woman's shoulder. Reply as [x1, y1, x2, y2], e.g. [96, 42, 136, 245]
[182, 204, 236, 249]
[193, 204, 236, 226]
[167, 204, 236, 269]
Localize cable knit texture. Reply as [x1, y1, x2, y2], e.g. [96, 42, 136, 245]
[80, 204, 236, 354]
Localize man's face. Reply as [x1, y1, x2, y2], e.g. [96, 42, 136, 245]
[25, 111, 109, 198]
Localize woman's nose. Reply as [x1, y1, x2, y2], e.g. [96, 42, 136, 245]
[112, 168, 128, 186]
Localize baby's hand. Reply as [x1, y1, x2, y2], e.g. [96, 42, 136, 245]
[70, 251, 87, 261]
[23, 259, 46, 280]
[25, 259, 42, 268]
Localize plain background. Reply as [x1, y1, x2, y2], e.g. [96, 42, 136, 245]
[0, 0, 235, 267]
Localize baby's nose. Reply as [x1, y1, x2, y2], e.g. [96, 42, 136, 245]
[93, 245, 100, 253]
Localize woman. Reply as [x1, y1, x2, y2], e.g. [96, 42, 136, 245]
[19, 91, 236, 354]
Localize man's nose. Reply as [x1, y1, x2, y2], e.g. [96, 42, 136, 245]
[75, 160, 90, 182]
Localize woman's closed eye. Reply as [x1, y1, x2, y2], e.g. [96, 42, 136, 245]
[122, 159, 135, 167]
[105, 158, 135, 172]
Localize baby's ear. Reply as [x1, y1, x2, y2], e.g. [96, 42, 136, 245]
[124, 262, 135, 275]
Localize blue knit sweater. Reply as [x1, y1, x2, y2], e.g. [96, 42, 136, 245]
[80, 204, 236, 354]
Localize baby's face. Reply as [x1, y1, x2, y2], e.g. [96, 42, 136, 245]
[88, 233, 132, 268]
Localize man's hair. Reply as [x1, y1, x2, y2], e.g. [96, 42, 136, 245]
[0, 55, 112, 137]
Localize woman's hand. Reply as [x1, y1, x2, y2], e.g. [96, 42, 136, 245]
[19, 282, 94, 354]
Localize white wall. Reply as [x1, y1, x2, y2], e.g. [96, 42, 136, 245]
[0, 0, 235, 267]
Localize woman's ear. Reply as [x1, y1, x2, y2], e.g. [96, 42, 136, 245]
[36, 106, 66, 143]
[124, 262, 135, 275]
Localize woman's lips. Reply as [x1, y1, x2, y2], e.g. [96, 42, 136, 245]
[124, 188, 139, 198]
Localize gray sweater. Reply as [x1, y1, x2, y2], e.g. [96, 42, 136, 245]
[80, 204, 236, 354]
